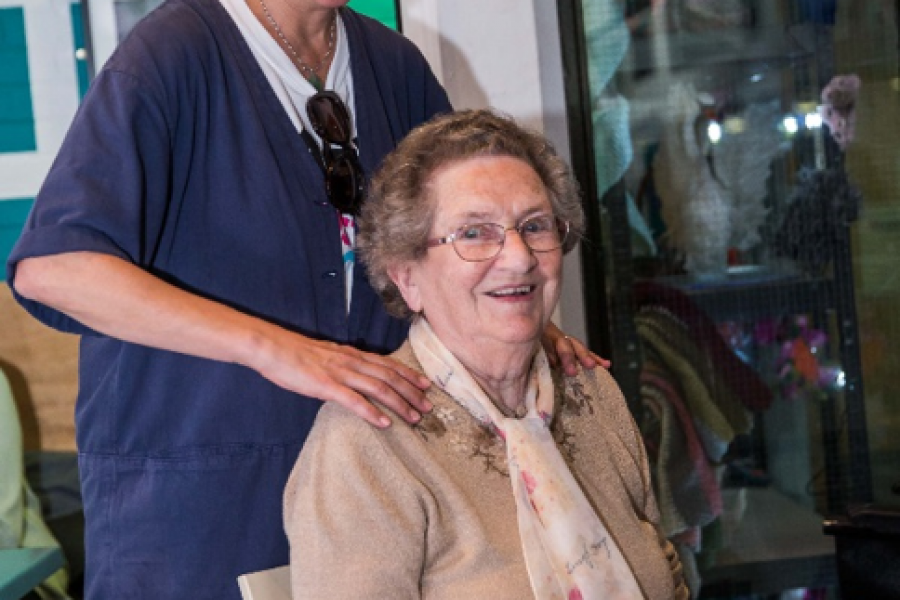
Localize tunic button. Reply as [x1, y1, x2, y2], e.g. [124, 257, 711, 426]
[322, 270, 338, 279]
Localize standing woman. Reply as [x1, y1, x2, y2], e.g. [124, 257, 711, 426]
[7, 1, 598, 598]
[8, 1, 449, 598]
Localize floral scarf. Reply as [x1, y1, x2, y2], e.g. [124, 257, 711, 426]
[409, 318, 645, 599]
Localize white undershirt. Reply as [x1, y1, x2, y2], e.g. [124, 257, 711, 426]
[219, 0, 357, 311]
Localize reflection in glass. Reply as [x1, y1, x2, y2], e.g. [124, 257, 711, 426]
[569, 1, 900, 597]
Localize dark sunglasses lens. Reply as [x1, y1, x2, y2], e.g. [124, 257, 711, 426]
[308, 94, 352, 143]
[326, 156, 364, 215]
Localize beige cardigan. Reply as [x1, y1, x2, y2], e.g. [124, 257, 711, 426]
[284, 341, 689, 599]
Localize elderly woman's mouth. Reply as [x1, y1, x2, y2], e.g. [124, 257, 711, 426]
[487, 285, 536, 298]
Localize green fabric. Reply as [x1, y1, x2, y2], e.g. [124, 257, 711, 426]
[584, 0, 633, 199]
[347, 0, 397, 30]
[0, 370, 70, 599]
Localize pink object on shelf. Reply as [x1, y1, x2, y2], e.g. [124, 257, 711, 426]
[818, 74, 861, 150]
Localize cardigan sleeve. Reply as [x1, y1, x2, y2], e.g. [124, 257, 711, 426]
[283, 405, 430, 600]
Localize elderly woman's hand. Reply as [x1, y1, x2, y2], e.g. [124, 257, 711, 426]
[542, 322, 610, 376]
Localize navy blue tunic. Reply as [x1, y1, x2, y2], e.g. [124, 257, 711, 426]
[6, 0, 450, 597]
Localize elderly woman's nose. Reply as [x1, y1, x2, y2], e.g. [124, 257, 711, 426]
[499, 229, 537, 263]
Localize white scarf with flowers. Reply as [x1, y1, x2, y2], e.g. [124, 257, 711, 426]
[409, 318, 645, 599]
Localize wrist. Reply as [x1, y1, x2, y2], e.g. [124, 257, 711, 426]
[227, 316, 281, 372]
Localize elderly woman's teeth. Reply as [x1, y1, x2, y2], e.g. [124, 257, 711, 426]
[489, 286, 533, 297]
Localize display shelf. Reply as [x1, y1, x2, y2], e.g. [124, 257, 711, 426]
[625, 27, 813, 74]
[699, 487, 837, 597]
[650, 268, 836, 322]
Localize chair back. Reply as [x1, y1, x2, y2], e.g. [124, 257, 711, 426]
[236, 565, 292, 600]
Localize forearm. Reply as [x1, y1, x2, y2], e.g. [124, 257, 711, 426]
[13, 252, 270, 368]
[13, 251, 430, 425]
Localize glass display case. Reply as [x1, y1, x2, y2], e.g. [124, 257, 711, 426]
[558, 1, 900, 597]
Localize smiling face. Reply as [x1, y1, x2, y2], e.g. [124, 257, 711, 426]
[390, 155, 563, 364]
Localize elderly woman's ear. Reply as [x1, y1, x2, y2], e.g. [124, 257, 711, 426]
[388, 263, 423, 314]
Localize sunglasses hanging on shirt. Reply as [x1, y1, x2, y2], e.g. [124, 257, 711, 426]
[304, 91, 365, 216]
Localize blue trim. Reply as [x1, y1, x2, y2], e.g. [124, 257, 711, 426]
[0, 7, 37, 153]
[71, 2, 90, 99]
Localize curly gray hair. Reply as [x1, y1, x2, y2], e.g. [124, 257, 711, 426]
[358, 109, 585, 318]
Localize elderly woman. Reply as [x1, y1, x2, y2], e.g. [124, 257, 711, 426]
[284, 110, 689, 599]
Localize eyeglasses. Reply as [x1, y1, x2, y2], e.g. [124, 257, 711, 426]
[306, 91, 365, 215]
[427, 214, 570, 262]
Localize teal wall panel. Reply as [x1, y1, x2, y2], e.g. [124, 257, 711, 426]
[348, 0, 398, 30]
[0, 7, 36, 153]
[0, 198, 33, 281]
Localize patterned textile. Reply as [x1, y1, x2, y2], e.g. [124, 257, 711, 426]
[641, 366, 722, 540]
[632, 289, 753, 564]
[637, 306, 753, 447]
[634, 281, 773, 411]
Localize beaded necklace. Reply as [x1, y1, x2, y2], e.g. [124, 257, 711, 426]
[259, 0, 336, 90]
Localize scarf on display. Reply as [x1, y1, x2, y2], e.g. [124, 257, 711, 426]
[408, 318, 645, 600]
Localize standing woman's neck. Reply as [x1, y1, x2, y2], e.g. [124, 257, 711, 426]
[249, 0, 339, 88]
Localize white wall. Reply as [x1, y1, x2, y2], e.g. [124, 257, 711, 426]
[85, 0, 119, 69]
[400, 0, 588, 343]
